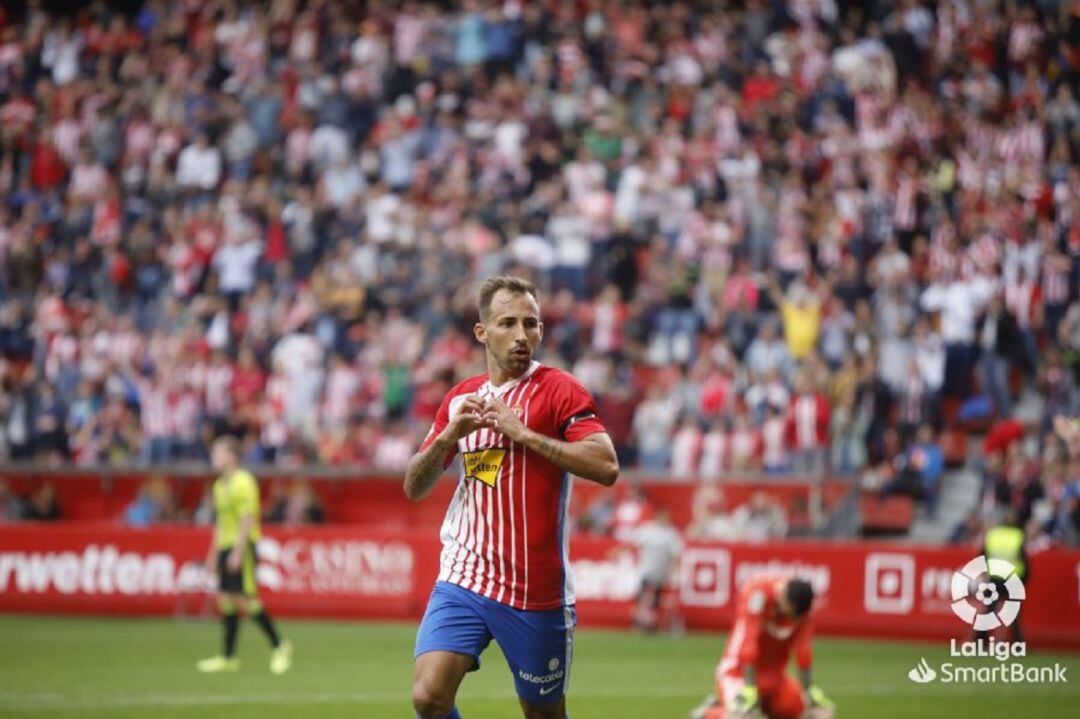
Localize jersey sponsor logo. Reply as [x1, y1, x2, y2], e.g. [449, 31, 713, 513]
[463, 448, 507, 487]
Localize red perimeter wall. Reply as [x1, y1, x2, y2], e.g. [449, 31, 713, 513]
[1, 522, 1078, 650]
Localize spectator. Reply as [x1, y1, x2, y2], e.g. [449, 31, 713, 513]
[730, 492, 788, 543]
[975, 293, 1025, 418]
[830, 387, 869, 476]
[670, 417, 702, 479]
[687, 485, 737, 541]
[24, 483, 60, 521]
[632, 384, 679, 472]
[265, 479, 325, 525]
[920, 269, 997, 398]
[577, 493, 616, 537]
[612, 487, 653, 543]
[31, 382, 66, 461]
[744, 320, 791, 380]
[882, 423, 945, 515]
[786, 371, 830, 476]
[176, 133, 223, 192]
[0, 479, 25, 521]
[124, 475, 176, 526]
[762, 272, 828, 362]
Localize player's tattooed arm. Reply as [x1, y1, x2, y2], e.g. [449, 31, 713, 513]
[404, 395, 486, 501]
[403, 434, 457, 500]
[532, 434, 567, 465]
[521, 430, 619, 486]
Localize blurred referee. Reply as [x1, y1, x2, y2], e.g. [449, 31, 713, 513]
[197, 436, 292, 674]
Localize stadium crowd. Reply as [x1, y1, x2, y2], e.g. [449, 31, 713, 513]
[0, 1, 1079, 544]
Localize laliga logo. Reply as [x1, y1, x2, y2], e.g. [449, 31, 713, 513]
[950, 556, 1025, 631]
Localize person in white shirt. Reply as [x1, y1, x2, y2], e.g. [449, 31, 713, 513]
[176, 133, 223, 191]
[920, 270, 997, 397]
[732, 491, 788, 543]
[546, 201, 591, 297]
[632, 384, 680, 470]
[212, 235, 262, 305]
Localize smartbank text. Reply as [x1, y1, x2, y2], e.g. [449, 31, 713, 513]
[937, 663, 1068, 683]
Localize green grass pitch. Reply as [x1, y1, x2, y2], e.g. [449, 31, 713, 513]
[0, 616, 1076, 718]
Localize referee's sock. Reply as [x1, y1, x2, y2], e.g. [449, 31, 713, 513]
[222, 612, 240, 658]
[250, 604, 282, 649]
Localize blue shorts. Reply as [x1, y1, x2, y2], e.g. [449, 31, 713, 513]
[414, 581, 577, 705]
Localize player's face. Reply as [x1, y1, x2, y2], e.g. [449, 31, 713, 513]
[210, 443, 233, 473]
[777, 593, 796, 619]
[475, 289, 543, 377]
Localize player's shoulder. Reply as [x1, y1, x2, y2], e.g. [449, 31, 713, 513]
[533, 364, 589, 392]
[231, 468, 258, 487]
[741, 576, 781, 610]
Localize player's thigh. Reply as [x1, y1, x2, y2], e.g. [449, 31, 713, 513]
[414, 583, 493, 676]
[488, 601, 576, 706]
[216, 547, 253, 596]
[412, 651, 476, 707]
[760, 673, 806, 719]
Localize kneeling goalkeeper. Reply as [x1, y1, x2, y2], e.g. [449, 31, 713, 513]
[691, 576, 834, 719]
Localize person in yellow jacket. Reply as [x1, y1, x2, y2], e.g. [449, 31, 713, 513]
[981, 509, 1028, 643]
[197, 437, 292, 674]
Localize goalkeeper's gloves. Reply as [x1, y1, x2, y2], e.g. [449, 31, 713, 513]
[733, 684, 759, 711]
[808, 685, 834, 709]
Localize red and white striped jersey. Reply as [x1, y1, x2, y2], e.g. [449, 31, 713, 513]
[1042, 254, 1070, 306]
[420, 362, 607, 611]
[204, 361, 235, 417]
[136, 379, 173, 439]
[893, 171, 917, 231]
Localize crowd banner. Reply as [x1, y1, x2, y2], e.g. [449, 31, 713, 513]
[1, 524, 1077, 649]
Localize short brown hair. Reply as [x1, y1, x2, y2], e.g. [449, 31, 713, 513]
[213, 435, 242, 459]
[477, 275, 539, 322]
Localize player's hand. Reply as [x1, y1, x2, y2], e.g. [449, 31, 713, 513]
[443, 395, 488, 441]
[733, 684, 759, 712]
[226, 548, 242, 572]
[479, 396, 527, 443]
[807, 685, 833, 709]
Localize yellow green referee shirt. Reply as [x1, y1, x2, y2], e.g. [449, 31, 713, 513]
[213, 468, 261, 549]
